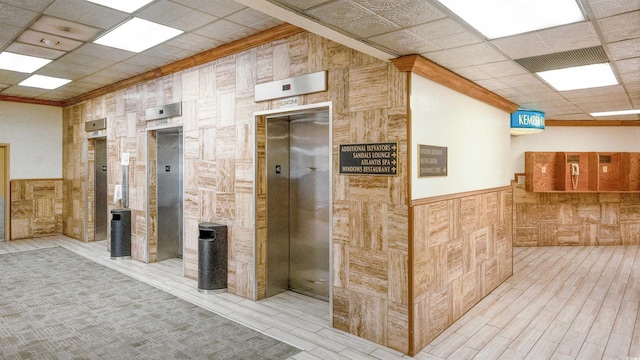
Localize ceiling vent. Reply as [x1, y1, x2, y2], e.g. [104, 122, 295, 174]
[515, 46, 609, 73]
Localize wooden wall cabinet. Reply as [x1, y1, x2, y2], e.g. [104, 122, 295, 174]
[525, 151, 640, 193]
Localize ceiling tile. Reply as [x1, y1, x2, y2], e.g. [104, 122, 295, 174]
[491, 33, 551, 59]
[472, 61, 528, 78]
[194, 19, 246, 39]
[407, 18, 481, 49]
[249, 17, 284, 31]
[1, 84, 49, 98]
[536, 22, 601, 54]
[586, 0, 640, 19]
[165, 33, 224, 53]
[498, 74, 543, 87]
[44, 0, 128, 30]
[226, 7, 271, 26]
[17, 29, 83, 52]
[351, 0, 413, 11]
[607, 38, 640, 60]
[598, 11, 640, 43]
[58, 52, 119, 68]
[166, 33, 223, 53]
[306, 0, 372, 27]
[340, 15, 400, 38]
[377, 1, 445, 27]
[30, 15, 102, 42]
[368, 29, 440, 55]
[170, 0, 245, 18]
[0, 3, 39, 27]
[74, 43, 134, 62]
[615, 57, 640, 73]
[561, 85, 627, 99]
[143, 44, 198, 63]
[5, 42, 66, 60]
[269, 0, 329, 11]
[0, 0, 54, 12]
[452, 66, 491, 81]
[38, 60, 101, 80]
[140, 0, 192, 19]
[424, 43, 506, 68]
[0, 70, 29, 84]
[0, 23, 22, 43]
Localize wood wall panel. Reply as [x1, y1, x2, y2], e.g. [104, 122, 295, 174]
[10, 179, 63, 240]
[514, 181, 640, 246]
[412, 187, 513, 352]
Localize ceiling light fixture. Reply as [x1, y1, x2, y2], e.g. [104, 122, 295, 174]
[437, 0, 585, 39]
[536, 63, 618, 91]
[0, 52, 52, 73]
[19, 74, 71, 89]
[591, 109, 640, 117]
[40, 38, 61, 47]
[94, 18, 183, 53]
[86, 0, 154, 13]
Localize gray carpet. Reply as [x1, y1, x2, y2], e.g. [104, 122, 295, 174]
[0, 247, 301, 359]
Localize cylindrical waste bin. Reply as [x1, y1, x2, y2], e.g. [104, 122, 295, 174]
[110, 209, 131, 260]
[198, 222, 227, 293]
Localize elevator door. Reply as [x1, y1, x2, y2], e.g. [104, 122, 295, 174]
[157, 128, 183, 261]
[94, 138, 108, 241]
[266, 110, 330, 301]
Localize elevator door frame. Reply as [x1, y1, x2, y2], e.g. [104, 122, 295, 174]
[146, 125, 185, 265]
[254, 102, 333, 322]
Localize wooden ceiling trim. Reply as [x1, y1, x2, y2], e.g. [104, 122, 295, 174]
[0, 95, 64, 107]
[392, 54, 519, 114]
[546, 120, 640, 126]
[62, 23, 305, 107]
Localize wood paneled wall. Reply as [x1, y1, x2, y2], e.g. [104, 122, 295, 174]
[514, 181, 640, 246]
[10, 179, 63, 239]
[252, 38, 410, 352]
[412, 187, 513, 351]
[62, 31, 410, 353]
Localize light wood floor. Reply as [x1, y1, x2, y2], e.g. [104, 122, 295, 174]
[1, 236, 639, 359]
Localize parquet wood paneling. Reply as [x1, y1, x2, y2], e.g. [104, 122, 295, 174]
[412, 187, 513, 352]
[514, 181, 640, 246]
[10, 179, 63, 240]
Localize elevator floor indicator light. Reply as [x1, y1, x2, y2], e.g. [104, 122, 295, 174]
[275, 165, 282, 174]
[282, 84, 291, 91]
[165, 165, 171, 172]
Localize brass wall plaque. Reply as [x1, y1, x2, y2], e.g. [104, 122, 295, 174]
[566, 155, 580, 163]
[419, 144, 447, 177]
[339, 142, 398, 175]
[599, 155, 612, 163]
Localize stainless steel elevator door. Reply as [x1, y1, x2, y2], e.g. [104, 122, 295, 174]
[266, 110, 330, 301]
[94, 138, 108, 241]
[156, 128, 183, 261]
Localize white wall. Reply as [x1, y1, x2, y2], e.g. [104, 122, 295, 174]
[510, 126, 640, 174]
[0, 101, 62, 179]
[411, 74, 511, 199]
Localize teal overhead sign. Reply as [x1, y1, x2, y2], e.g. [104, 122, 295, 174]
[510, 109, 545, 135]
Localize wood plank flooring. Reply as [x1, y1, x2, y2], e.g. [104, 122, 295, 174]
[1, 236, 638, 359]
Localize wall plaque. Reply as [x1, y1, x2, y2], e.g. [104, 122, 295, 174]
[419, 144, 447, 177]
[339, 142, 398, 175]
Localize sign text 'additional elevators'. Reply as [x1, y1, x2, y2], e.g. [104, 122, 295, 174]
[340, 142, 398, 176]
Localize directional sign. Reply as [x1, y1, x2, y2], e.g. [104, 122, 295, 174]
[339, 142, 398, 176]
[419, 144, 447, 177]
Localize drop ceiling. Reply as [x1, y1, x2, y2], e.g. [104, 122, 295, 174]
[0, 0, 638, 121]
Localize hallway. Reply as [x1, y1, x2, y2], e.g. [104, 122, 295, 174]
[1, 237, 638, 359]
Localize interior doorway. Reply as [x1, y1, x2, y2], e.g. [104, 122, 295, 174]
[264, 108, 331, 301]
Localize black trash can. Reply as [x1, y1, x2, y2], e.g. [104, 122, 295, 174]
[110, 209, 131, 260]
[198, 222, 227, 293]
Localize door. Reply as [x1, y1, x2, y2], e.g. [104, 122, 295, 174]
[266, 110, 330, 301]
[94, 138, 108, 241]
[156, 128, 183, 261]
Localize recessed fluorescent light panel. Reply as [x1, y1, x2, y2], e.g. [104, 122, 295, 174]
[437, 0, 585, 39]
[536, 63, 618, 91]
[19, 74, 71, 89]
[94, 18, 183, 53]
[0, 52, 52, 73]
[591, 109, 640, 117]
[86, 0, 154, 13]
